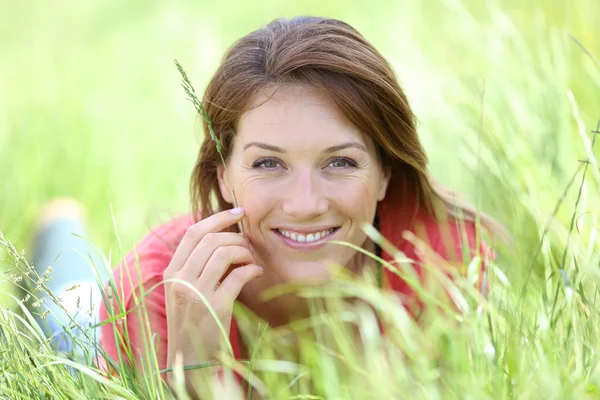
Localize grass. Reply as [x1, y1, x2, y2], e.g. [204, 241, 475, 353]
[1, 0, 600, 398]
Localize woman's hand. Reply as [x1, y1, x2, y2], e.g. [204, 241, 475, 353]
[162, 207, 263, 383]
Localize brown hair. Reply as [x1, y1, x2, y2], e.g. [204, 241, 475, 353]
[190, 16, 508, 242]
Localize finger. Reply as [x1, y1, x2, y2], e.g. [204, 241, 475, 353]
[165, 234, 250, 314]
[197, 245, 255, 291]
[165, 208, 245, 274]
[180, 232, 251, 279]
[216, 264, 264, 303]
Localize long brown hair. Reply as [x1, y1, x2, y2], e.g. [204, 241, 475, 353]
[190, 16, 508, 242]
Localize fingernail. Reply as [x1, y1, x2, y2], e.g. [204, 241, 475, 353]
[249, 243, 254, 253]
[230, 207, 244, 215]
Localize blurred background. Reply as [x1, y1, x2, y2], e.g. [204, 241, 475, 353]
[1, 0, 599, 300]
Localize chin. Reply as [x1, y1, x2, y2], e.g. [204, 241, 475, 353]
[279, 264, 334, 286]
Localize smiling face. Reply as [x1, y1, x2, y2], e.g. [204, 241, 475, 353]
[217, 84, 390, 285]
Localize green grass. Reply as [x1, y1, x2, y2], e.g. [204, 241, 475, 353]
[1, 0, 600, 398]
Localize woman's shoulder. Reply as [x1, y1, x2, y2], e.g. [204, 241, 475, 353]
[417, 211, 492, 257]
[138, 214, 196, 256]
[379, 206, 495, 300]
[106, 215, 196, 293]
[380, 205, 494, 263]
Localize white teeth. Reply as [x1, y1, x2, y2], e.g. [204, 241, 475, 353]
[278, 228, 336, 243]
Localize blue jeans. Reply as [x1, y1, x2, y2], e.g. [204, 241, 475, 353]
[28, 216, 108, 358]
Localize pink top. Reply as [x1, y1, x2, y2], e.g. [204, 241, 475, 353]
[99, 205, 494, 371]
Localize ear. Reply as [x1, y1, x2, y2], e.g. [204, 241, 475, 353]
[217, 164, 234, 205]
[377, 167, 391, 202]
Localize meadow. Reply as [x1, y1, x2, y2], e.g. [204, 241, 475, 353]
[1, 0, 600, 398]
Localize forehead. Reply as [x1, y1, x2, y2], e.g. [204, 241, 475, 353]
[236, 85, 371, 149]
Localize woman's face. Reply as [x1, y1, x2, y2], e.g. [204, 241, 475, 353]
[218, 85, 390, 284]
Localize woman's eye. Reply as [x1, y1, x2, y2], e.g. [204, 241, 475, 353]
[253, 158, 280, 169]
[328, 157, 357, 168]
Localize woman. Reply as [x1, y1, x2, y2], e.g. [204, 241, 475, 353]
[99, 16, 503, 395]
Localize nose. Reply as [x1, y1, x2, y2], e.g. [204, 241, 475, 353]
[280, 168, 329, 219]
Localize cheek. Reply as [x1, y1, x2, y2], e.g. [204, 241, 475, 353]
[332, 176, 380, 217]
[235, 175, 279, 204]
[233, 175, 278, 232]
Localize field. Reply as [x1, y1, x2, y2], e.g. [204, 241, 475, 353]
[1, 0, 600, 398]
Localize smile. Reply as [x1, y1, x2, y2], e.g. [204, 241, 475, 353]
[277, 228, 337, 243]
[273, 226, 340, 249]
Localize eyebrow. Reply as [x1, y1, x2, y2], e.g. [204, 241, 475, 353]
[243, 141, 367, 154]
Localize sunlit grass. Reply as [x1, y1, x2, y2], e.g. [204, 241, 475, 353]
[1, 0, 600, 398]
